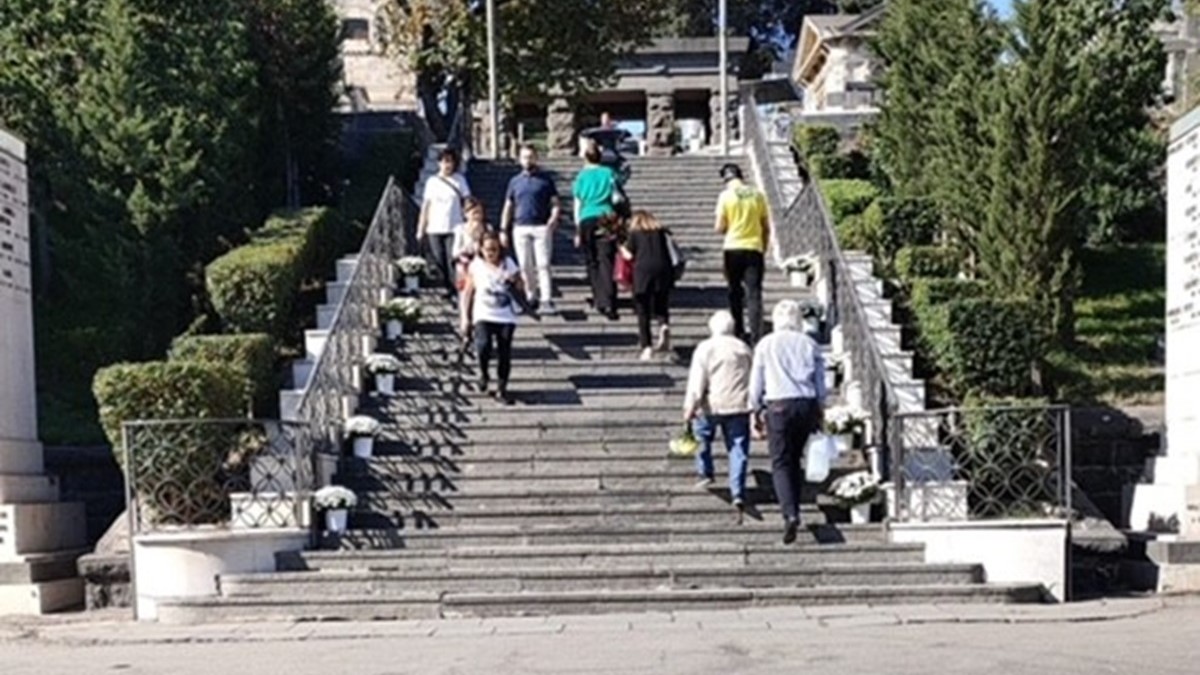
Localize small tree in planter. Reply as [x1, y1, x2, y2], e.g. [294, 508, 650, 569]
[782, 253, 819, 288]
[799, 298, 825, 338]
[313, 485, 358, 533]
[364, 353, 402, 395]
[343, 415, 381, 458]
[395, 256, 427, 293]
[379, 297, 422, 339]
[824, 405, 867, 452]
[829, 470, 881, 524]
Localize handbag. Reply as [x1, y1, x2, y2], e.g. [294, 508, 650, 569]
[664, 231, 686, 281]
[804, 433, 839, 483]
[614, 253, 634, 291]
[668, 423, 700, 458]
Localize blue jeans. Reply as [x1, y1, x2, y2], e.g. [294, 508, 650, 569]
[693, 414, 751, 500]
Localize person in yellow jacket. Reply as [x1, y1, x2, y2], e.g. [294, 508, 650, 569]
[714, 163, 771, 345]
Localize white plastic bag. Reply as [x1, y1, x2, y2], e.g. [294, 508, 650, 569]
[804, 433, 839, 483]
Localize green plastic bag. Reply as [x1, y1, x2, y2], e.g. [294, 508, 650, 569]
[668, 422, 699, 458]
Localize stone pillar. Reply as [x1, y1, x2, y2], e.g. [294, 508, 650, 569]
[545, 98, 576, 158]
[645, 92, 676, 157]
[0, 129, 85, 614]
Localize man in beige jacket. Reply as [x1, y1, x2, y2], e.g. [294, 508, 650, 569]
[684, 310, 754, 509]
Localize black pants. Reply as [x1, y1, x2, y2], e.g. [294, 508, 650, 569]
[474, 322, 515, 392]
[580, 218, 617, 313]
[427, 233, 456, 297]
[765, 397, 820, 523]
[724, 249, 764, 345]
[633, 289, 670, 349]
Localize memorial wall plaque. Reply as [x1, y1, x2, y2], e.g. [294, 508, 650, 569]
[1168, 108, 1200, 454]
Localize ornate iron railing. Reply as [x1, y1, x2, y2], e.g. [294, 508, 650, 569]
[888, 405, 1073, 521]
[743, 85, 900, 452]
[292, 178, 415, 456]
[122, 419, 314, 533]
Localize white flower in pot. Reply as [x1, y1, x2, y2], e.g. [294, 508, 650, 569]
[823, 404, 867, 453]
[364, 353, 402, 395]
[828, 470, 880, 524]
[395, 256, 427, 292]
[781, 253, 818, 289]
[379, 297, 422, 339]
[313, 485, 358, 533]
[343, 415, 382, 458]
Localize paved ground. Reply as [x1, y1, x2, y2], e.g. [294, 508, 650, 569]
[1, 597, 1196, 674]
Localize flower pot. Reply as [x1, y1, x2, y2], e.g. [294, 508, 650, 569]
[789, 270, 813, 288]
[385, 319, 403, 340]
[849, 502, 871, 524]
[375, 373, 395, 396]
[403, 275, 420, 292]
[833, 433, 853, 453]
[352, 436, 375, 459]
[325, 508, 349, 533]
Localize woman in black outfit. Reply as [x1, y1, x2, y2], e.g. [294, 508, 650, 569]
[620, 210, 674, 361]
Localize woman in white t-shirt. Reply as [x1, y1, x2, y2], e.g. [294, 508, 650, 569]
[459, 232, 523, 404]
[419, 148, 472, 301]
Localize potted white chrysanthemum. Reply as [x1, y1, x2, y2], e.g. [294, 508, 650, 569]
[379, 297, 422, 339]
[364, 353, 402, 395]
[395, 256, 427, 292]
[823, 404, 867, 453]
[313, 485, 358, 533]
[782, 253, 818, 288]
[829, 470, 880, 524]
[343, 415, 382, 458]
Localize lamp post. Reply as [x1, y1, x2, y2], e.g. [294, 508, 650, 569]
[486, 0, 500, 158]
[718, 0, 729, 156]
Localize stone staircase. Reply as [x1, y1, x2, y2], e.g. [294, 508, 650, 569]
[155, 155, 1041, 623]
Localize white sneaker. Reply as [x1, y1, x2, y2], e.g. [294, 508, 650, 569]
[639, 347, 654, 361]
[541, 301, 559, 315]
[654, 324, 671, 352]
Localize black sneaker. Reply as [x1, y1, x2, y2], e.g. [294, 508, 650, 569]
[477, 377, 489, 394]
[782, 519, 799, 545]
[494, 389, 514, 406]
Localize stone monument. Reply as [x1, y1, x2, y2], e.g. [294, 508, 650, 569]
[0, 128, 86, 613]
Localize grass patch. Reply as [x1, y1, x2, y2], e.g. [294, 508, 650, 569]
[1052, 243, 1164, 405]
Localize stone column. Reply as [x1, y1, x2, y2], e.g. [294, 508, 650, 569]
[545, 98, 576, 158]
[709, 88, 739, 149]
[645, 92, 676, 157]
[0, 129, 85, 614]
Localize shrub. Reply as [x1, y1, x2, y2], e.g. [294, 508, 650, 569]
[895, 246, 960, 283]
[918, 297, 1043, 399]
[909, 278, 987, 311]
[819, 180, 879, 224]
[861, 196, 940, 262]
[794, 125, 841, 158]
[959, 398, 1059, 519]
[835, 213, 874, 252]
[169, 334, 277, 416]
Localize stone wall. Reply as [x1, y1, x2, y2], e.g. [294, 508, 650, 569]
[645, 93, 675, 157]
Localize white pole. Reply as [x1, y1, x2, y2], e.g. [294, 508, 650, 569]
[718, 0, 729, 156]
[486, 0, 500, 158]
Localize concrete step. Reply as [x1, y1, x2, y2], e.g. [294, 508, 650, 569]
[220, 562, 983, 597]
[156, 583, 1041, 624]
[283, 541, 922, 572]
[322, 522, 889, 550]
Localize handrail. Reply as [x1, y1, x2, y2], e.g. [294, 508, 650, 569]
[743, 85, 899, 453]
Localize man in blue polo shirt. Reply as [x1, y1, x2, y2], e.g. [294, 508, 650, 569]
[501, 144, 561, 314]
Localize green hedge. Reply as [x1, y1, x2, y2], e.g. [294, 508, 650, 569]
[960, 397, 1058, 518]
[169, 334, 277, 416]
[895, 246, 960, 282]
[206, 207, 340, 337]
[794, 125, 841, 158]
[917, 297, 1042, 399]
[820, 180, 880, 224]
[835, 213, 872, 252]
[861, 196, 940, 262]
[909, 278, 987, 310]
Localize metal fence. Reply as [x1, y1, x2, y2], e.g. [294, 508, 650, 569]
[888, 405, 1072, 521]
[291, 178, 414, 455]
[743, 85, 899, 451]
[122, 419, 314, 533]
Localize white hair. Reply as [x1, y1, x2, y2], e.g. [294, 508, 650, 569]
[708, 310, 736, 337]
[772, 300, 802, 332]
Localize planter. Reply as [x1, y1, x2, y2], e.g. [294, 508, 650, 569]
[850, 502, 871, 524]
[823, 364, 839, 392]
[351, 436, 375, 459]
[833, 433, 853, 453]
[324, 508, 348, 533]
[403, 275, 420, 292]
[789, 270, 814, 288]
[374, 373, 395, 396]
[385, 319, 403, 340]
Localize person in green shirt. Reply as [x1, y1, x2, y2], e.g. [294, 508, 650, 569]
[573, 142, 621, 319]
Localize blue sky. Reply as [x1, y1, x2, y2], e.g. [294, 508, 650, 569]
[988, 0, 1015, 17]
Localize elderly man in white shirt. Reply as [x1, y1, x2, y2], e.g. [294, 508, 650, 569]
[750, 299, 827, 544]
[684, 310, 754, 509]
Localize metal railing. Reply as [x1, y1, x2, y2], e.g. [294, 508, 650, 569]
[292, 178, 415, 455]
[122, 420, 314, 533]
[888, 405, 1072, 521]
[743, 85, 900, 452]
